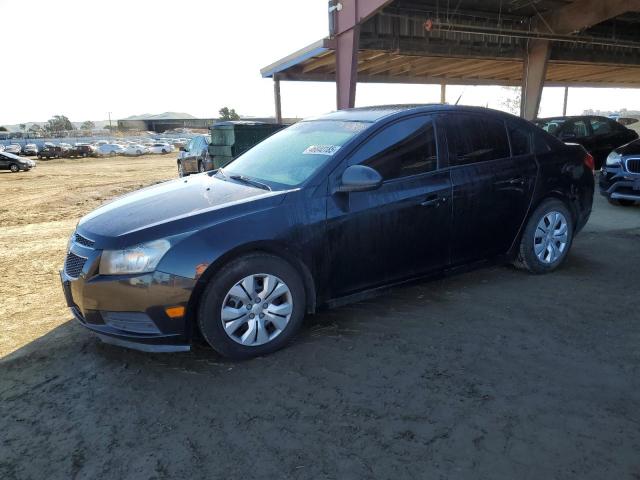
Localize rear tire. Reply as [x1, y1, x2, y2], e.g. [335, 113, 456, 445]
[197, 253, 306, 359]
[516, 199, 574, 274]
[608, 198, 636, 207]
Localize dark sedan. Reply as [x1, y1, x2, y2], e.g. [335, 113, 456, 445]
[60, 105, 594, 358]
[535, 115, 638, 169]
[599, 138, 640, 206]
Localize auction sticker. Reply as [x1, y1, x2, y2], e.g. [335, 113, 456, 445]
[303, 145, 341, 155]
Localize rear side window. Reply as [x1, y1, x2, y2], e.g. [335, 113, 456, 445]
[561, 119, 588, 138]
[589, 118, 613, 136]
[508, 123, 532, 156]
[444, 115, 509, 165]
[351, 116, 438, 180]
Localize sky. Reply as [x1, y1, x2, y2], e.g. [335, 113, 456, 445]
[1, 0, 640, 125]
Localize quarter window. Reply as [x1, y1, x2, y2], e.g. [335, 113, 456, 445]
[351, 116, 438, 180]
[444, 115, 509, 165]
[508, 123, 531, 156]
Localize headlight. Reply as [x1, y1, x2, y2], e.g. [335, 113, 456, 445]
[606, 151, 622, 166]
[99, 239, 171, 275]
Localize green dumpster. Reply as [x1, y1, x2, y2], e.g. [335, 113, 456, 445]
[208, 121, 285, 169]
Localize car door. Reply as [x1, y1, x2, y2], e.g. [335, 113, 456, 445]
[326, 115, 452, 297]
[440, 114, 537, 264]
[0, 153, 8, 169]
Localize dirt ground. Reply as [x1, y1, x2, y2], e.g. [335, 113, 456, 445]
[1, 157, 640, 479]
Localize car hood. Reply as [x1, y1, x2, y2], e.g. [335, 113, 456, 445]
[77, 173, 289, 247]
[616, 138, 640, 156]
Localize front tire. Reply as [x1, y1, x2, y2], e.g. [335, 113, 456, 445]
[197, 253, 306, 359]
[516, 199, 574, 274]
[9, 163, 19, 173]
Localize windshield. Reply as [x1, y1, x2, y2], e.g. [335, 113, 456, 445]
[223, 120, 370, 187]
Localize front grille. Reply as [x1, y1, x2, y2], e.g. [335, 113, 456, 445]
[626, 159, 640, 174]
[65, 252, 87, 278]
[74, 233, 95, 248]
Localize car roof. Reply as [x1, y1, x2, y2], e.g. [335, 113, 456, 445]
[305, 104, 520, 123]
[1, 151, 22, 160]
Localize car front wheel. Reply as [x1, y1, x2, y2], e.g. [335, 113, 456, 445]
[197, 253, 306, 359]
[516, 199, 574, 274]
[9, 163, 19, 173]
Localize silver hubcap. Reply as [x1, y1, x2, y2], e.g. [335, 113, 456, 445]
[534, 211, 568, 264]
[220, 273, 293, 347]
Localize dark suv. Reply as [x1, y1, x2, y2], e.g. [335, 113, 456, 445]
[61, 105, 594, 359]
[599, 138, 640, 206]
[38, 145, 65, 159]
[67, 144, 97, 158]
[535, 115, 638, 169]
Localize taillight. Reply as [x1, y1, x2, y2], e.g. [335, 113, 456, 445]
[584, 153, 594, 171]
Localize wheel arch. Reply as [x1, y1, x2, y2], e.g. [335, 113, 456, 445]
[186, 241, 317, 336]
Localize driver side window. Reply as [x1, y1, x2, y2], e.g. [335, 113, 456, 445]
[349, 116, 438, 181]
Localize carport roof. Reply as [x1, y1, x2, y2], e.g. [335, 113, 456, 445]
[261, 1, 640, 88]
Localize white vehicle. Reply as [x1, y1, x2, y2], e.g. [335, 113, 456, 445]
[94, 140, 109, 146]
[4, 144, 22, 154]
[147, 142, 174, 154]
[97, 144, 126, 156]
[124, 144, 149, 156]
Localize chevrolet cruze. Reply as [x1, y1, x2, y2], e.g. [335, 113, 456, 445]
[60, 105, 594, 359]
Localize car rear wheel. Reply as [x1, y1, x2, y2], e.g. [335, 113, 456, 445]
[9, 163, 19, 173]
[516, 199, 574, 274]
[162, 149, 167, 154]
[608, 198, 636, 207]
[110, 151, 116, 157]
[197, 253, 306, 359]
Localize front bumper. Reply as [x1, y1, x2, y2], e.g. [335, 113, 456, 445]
[60, 259, 196, 352]
[599, 167, 640, 201]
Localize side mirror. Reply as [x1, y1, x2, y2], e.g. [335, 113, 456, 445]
[336, 165, 383, 193]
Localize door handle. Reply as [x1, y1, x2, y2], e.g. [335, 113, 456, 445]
[495, 176, 526, 187]
[420, 195, 446, 207]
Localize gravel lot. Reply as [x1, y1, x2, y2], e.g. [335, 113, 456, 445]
[1, 157, 639, 479]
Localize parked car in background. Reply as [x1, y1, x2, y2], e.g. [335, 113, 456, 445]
[177, 135, 211, 176]
[147, 142, 174, 154]
[61, 105, 594, 358]
[97, 144, 126, 156]
[67, 144, 97, 158]
[535, 115, 638, 169]
[0, 151, 35, 172]
[124, 144, 149, 156]
[4, 144, 22, 155]
[599, 138, 640, 206]
[21, 144, 39, 156]
[38, 145, 65, 159]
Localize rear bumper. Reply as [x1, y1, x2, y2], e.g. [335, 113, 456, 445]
[60, 268, 196, 353]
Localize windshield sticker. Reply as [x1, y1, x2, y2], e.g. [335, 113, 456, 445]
[303, 145, 341, 156]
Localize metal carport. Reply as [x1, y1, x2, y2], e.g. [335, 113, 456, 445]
[261, 0, 640, 121]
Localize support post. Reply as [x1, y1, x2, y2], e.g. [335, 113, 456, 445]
[520, 39, 550, 120]
[440, 81, 446, 104]
[335, 27, 359, 109]
[273, 75, 282, 124]
[562, 86, 569, 116]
